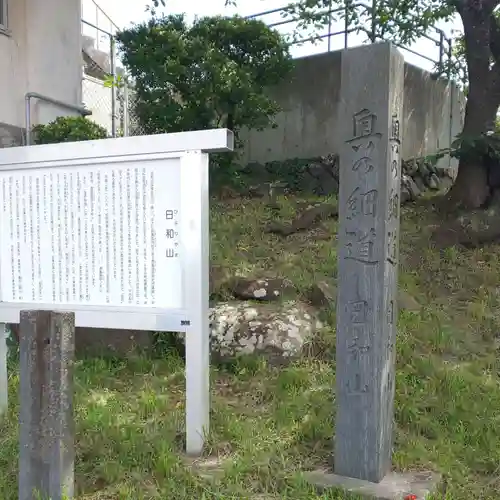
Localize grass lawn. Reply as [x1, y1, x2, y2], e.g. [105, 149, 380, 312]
[1, 195, 500, 499]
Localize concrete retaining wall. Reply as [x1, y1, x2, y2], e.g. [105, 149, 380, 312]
[239, 48, 466, 170]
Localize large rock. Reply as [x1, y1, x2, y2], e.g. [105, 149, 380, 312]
[203, 300, 322, 361]
[306, 154, 340, 195]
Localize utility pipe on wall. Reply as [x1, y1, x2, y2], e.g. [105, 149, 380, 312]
[25, 92, 91, 146]
[110, 37, 118, 138]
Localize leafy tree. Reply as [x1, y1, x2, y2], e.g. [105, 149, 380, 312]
[280, 0, 500, 208]
[116, 14, 292, 186]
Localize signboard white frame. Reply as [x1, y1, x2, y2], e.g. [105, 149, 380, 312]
[0, 128, 234, 455]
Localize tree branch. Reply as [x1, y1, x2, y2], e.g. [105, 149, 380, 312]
[450, 0, 465, 14]
[484, 0, 500, 12]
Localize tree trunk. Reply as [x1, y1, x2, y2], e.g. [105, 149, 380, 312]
[448, 160, 489, 208]
[447, 87, 498, 208]
[447, 3, 500, 209]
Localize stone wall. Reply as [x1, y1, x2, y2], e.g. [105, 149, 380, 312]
[243, 153, 454, 204]
[239, 48, 465, 175]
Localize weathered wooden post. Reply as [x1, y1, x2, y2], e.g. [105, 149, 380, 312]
[19, 310, 75, 500]
[307, 42, 440, 499]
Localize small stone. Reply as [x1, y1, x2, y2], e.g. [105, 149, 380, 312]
[413, 176, 426, 193]
[400, 186, 411, 204]
[403, 158, 419, 176]
[307, 280, 337, 308]
[427, 173, 440, 190]
[306, 155, 340, 195]
[418, 161, 430, 178]
[426, 161, 437, 174]
[402, 175, 421, 200]
[247, 185, 268, 199]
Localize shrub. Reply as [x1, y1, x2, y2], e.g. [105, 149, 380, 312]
[32, 116, 108, 145]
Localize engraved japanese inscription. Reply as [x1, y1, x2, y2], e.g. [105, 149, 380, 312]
[340, 105, 402, 397]
[345, 228, 377, 265]
[387, 107, 402, 266]
[347, 109, 383, 175]
[346, 188, 378, 219]
[0, 160, 183, 309]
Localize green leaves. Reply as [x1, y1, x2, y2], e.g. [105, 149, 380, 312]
[285, 0, 455, 46]
[116, 14, 293, 137]
[32, 117, 108, 144]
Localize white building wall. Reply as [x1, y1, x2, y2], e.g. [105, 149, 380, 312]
[0, 0, 83, 134]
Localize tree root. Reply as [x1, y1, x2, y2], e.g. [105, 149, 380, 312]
[266, 202, 338, 236]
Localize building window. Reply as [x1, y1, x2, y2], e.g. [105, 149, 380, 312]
[0, 0, 7, 30]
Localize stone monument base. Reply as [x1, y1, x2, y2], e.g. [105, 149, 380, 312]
[304, 469, 441, 500]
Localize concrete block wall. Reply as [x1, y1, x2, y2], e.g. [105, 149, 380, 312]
[239, 47, 466, 170]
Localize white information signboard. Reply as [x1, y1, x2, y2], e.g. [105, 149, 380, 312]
[0, 128, 234, 455]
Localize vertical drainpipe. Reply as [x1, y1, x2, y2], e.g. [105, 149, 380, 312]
[110, 36, 117, 138]
[25, 95, 32, 146]
[123, 83, 130, 137]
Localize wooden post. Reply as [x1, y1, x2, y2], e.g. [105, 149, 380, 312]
[18, 310, 75, 500]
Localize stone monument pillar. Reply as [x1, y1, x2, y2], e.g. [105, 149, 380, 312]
[334, 41, 404, 483]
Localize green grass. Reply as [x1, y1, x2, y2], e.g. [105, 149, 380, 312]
[1, 195, 500, 499]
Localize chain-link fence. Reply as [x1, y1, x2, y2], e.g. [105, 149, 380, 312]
[82, 75, 113, 133]
[81, 11, 146, 139]
[121, 87, 146, 137]
[81, 12, 118, 136]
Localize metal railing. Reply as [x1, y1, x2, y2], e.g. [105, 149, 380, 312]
[81, 17, 119, 137]
[81, 16, 146, 139]
[246, 2, 453, 78]
[81, 0, 120, 46]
